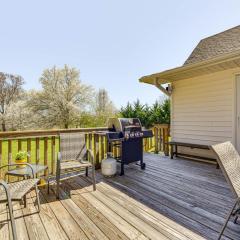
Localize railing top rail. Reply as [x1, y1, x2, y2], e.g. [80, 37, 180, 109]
[153, 124, 170, 128]
[0, 127, 108, 139]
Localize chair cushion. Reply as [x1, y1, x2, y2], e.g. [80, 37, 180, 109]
[0, 179, 39, 201]
[60, 160, 92, 170]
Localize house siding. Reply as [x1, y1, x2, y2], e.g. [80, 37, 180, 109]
[171, 68, 238, 158]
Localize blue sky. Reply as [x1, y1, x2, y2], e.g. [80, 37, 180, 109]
[1, 1, 240, 108]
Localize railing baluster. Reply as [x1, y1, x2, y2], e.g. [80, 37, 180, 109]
[36, 138, 40, 165]
[0, 140, 2, 178]
[51, 136, 55, 174]
[98, 135, 102, 163]
[44, 137, 48, 175]
[116, 141, 120, 158]
[7, 139, 12, 181]
[96, 134, 100, 168]
[8, 139, 12, 164]
[147, 138, 149, 152]
[163, 127, 166, 154]
[18, 139, 22, 151]
[91, 133, 97, 168]
[100, 135, 104, 162]
[113, 142, 117, 158]
[27, 138, 31, 162]
[165, 126, 170, 156]
[159, 128, 162, 152]
[104, 136, 107, 158]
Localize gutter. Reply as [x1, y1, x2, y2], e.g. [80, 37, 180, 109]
[139, 49, 240, 85]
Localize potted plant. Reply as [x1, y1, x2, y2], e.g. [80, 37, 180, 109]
[15, 151, 28, 168]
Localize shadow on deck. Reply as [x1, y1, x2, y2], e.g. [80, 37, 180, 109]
[0, 153, 239, 240]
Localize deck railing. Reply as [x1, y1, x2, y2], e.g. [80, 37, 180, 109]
[0, 124, 170, 178]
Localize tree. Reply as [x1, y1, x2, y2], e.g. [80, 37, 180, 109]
[28, 65, 94, 129]
[120, 102, 134, 118]
[93, 88, 116, 125]
[5, 98, 34, 131]
[120, 98, 170, 128]
[0, 72, 24, 131]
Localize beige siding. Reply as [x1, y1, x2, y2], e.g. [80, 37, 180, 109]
[171, 68, 239, 157]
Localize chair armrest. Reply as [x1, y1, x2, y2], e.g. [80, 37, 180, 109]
[86, 149, 95, 166]
[0, 180, 14, 203]
[0, 163, 35, 178]
[0, 179, 8, 189]
[0, 179, 10, 196]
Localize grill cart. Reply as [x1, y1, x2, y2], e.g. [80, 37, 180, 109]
[102, 118, 153, 175]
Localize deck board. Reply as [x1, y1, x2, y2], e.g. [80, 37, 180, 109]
[1, 153, 240, 239]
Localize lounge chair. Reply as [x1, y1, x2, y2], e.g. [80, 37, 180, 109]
[0, 163, 40, 240]
[56, 132, 96, 199]
[211, 141, 240, 240]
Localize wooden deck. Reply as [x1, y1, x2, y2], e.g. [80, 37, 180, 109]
[1, 153, 240, 240]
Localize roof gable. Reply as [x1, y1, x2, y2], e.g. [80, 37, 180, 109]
[184, 25, 240, 65]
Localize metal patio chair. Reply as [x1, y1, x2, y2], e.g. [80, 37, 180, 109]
[0, 163, 40, 240]
[56, 132, 96, 199]
[211, 141, 240, 240]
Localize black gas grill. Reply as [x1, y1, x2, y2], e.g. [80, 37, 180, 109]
[105, 118, 153, 175]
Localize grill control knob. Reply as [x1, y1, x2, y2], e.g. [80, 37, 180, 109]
[135, 132, 140, 137]
[130, 133, 134, 138]
[125, 133, 129, 139]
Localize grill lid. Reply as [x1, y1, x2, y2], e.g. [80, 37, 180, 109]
[107, 118, 142, 132]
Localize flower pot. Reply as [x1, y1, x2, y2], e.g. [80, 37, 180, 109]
[15, 158, 27, 168]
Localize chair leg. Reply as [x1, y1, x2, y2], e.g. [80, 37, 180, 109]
[56, 173, 60, 199]
[47, 179, 50, 194]
[35, 184, 41, 212]
[23, 195, 27, 208]
[85, 167, 88, 177]
[92, 166, 96, 191]
[56, 160, 61, 199]
[218, 199, 239, 240]
[6, 194, 17, 240]
[47, 167, 50, 194]
[234, 215, 239, 224]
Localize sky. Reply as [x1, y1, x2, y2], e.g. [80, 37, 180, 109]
[1, 1, 240, 108]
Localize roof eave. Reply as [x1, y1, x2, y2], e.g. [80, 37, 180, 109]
[139, 49, 240, 85]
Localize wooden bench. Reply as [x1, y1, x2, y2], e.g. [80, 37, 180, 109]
[169, 141, 219, 168]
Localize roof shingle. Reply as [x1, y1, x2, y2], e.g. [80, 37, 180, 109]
[184, 25, 240, 65]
